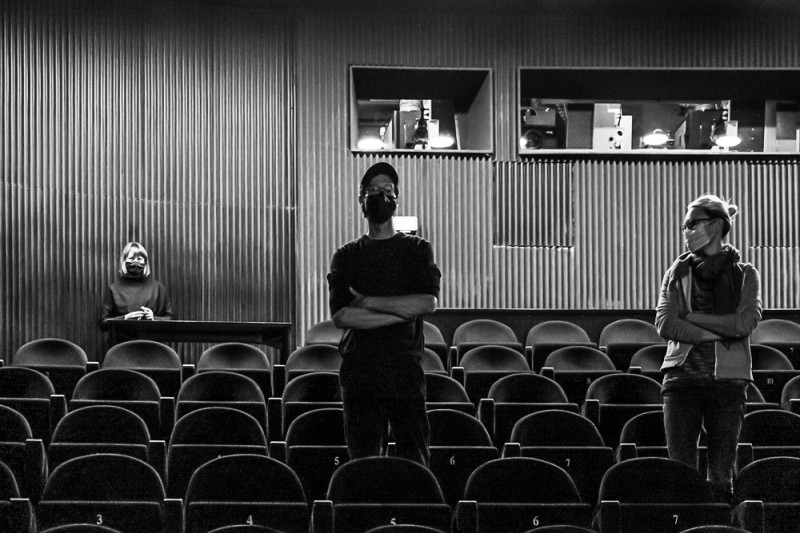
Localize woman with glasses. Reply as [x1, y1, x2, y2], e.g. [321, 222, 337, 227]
[655, 194, 761, 504]
[100, 241, 174, 326]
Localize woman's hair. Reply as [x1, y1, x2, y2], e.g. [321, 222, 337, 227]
[688, 194, 738, 237]
[118, 241, 151, 278]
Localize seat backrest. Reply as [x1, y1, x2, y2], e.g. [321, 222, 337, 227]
[740, 409, 800, 446]
[618, 410, 667, 446]
[327, 456, 445, 504]
[751, 344, 794, 370]
[364, 526, 448, 533]
[169, 406, 267, 446]
[464, 457, 581, 503]
[285, 408, 345, 446]
[13, 338, 88, 367]
[285, 345, 342, 373]
[103, 340, 181, 369]
[281, 371, 342, 403]
[734, 456, 800, 503]
[38, 524, 126, 532]
[197, 343, 270, 370]
[423, 321, 446, 345]
[599, 319, 663, 347]
[746, 382, 767, 403]
[41, 453, 165, 501]
[781, 374, 800, 409]
[421, 348, 446, 373]
[0, 366, 56, 398]
[544, 346, 617, 371]
[510, 409, 605, 446]
[0, 403, 34, 442]
[428, 408, 493, 447]
[185, 453, 306, 503]
[452, 319, 518, 345]
[750, 319, 800, 344]
[629, 344, 668, 371]
[305, 319, 343, 346]
[178, 371, 265, 403]
[487, 373, 569, 403]
[460, 345, 529, 372]
[585, 373, 663, 404]
[0, 460, 20, 499]
[424, 373, 470, 404]
[72, 369, 161, 402]
[599, 457, 713, 503]
[51, 405, 150, 445]
[526, 321, 592, 346]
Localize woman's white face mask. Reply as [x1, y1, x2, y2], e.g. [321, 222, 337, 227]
[686, 222, 714, 253]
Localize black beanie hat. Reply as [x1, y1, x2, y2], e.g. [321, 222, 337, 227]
[360, 162, 399, 191]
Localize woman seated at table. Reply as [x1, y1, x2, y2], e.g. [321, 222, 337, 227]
[100, 241, 174, 328]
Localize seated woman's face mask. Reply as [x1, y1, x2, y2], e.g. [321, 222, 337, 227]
[125, 254, 146, 277]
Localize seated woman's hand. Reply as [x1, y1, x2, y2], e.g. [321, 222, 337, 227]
[124, 310, 145, 320]
[140, 306, 154, 320]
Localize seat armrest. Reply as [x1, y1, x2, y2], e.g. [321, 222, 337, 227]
[616, 442, 637, 463]
[733, 500, 765, 533]
[269, 441, 287, 463]
[451, 366, 465, 386]
[583, 398, 600, 427]
[50, 394, 67, 428]
[160, 397, 175, 441]
[628, 365, 642, 374]
[477, 398, 494, 440]
[448, 346, 458, 371]
[596, 500, 622, 533]
[181, 364, 195, 380]
[10, 497, 34, 533]
[267, 397, 283, 442]
[455, 500, 478, 533]
[311, 499, 334, 533]
[525, 346, 534, 370]
[540, 366, 555, 380]
[272, 364, 286, 398]
[163, 497, 183, 533]
[149, 440, 166, 480]
[789, 398, 800, 415]
[502, 442, 521, 458]
[23, 438, 46, 503]
[737, 442, 754, 470]
[86, 361, 101, 372]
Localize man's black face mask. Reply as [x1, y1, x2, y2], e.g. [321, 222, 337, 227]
[362, 192, 397, 224]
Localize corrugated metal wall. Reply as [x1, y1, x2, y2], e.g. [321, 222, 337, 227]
[2, 1, 295, 361]
[4, 3, 799, 355]
[295, 9, 800, 343]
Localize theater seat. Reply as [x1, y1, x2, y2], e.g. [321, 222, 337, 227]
[0, 404, 47, 503]
[424, 408, 498, 507]
[0, 366, 66, 443]
[450, 319, 523, 368]
[0, 458, 35, 533]
[595, 457, 730, 533]
[627, 344, 667, 382]
[12, 338, 94, 401]
[36, 454, 181, 533]
[598, 319, 665, 371]
[540, 346, 621, 405]
[456, 457, 592, 533]
[311, 456, 451, 533]
[736, 409, 800, 470]
[184, 454, 308, 533]
[750, 319, 800, 369]
[271, 372, 342, 441]
[166, 407, 268, 500]
[733, 456, 800, 533]
[525, 320, 596, 372]
[750, 344, 800, 404]
[284, 345, 342, 382]
[103, 340, 188, 399]
[424, 373, 474, 415]
[197, 343, 272, 400]
[478, 373, 578, 446]
[507, 409, 613, 506]
[423, 321, 449, 372]
[453, 345, 531, 405]
[304, 320, 343, 347]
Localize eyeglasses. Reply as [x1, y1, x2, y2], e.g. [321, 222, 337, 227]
[363, 184, 397, 196]
[681, 218, 714, 232]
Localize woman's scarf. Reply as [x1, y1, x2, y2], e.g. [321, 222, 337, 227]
[689, 243, 742, 315]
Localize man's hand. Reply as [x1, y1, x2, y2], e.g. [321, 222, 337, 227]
[349, 287, 367, 308]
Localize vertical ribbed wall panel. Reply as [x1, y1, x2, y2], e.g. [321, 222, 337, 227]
[294, 8, 800, 342]
[2, 1, 294, 361]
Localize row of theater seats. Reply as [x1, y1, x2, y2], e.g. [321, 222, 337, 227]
[2, 400, 800, 533]
[306, 317, 800, 372]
